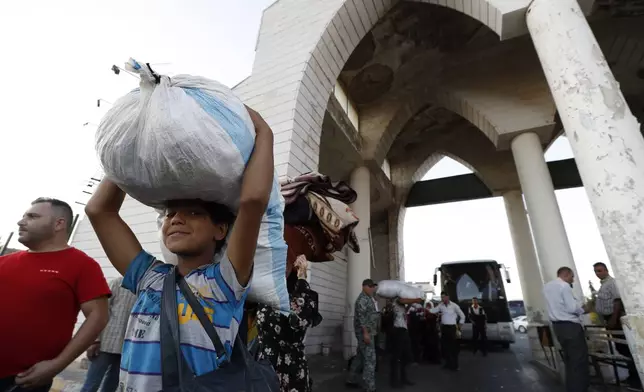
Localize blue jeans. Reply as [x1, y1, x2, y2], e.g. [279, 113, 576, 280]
[80, 352, 121, 392]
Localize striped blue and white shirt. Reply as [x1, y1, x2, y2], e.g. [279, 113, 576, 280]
[118, 250, 248, 392]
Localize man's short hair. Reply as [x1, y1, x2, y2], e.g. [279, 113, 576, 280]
[362, 279, 377, 288]
[557, 266, 573, 276]
[593, 262, 608, 270]
[440, 291, 448, 296]
[32, 197, 74, 233]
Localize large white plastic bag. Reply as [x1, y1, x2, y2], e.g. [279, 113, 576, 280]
[376, 280, 424, 299]
[97, 59, 288, 312]
[96, 61, 253, 210]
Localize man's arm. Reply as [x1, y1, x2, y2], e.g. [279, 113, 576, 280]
[225, 107, 275, 287]
[54, 298, 109, 369]
[456, 304, 466, 325]
[429, 304, 442, 314]
[608, 282, 622, 325]
[15, 298, 109, 388]
[85, 180, 142, 276]
[355, 299, 369, 329]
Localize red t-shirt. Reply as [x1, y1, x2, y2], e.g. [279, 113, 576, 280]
[0, 248, 111, 378]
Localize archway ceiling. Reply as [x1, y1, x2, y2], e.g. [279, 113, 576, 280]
[338, 6, 644, 166]
[337, 2, 559, 154]
[338, 2, 500, 106]
[387, 106, 520, 193]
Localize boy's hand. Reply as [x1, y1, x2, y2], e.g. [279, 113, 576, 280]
[245, 106, 272, 135]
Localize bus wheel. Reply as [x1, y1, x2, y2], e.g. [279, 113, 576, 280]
[501, 342, 510, 349]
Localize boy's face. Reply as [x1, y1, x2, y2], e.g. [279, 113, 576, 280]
[161, 203, 228, 257]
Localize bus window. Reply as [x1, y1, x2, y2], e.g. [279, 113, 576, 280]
[456, 274, 479, 301]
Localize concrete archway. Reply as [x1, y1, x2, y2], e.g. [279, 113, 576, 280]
[385, 112, 515, 280]
[234, 0, 536, 178]
[389, 151, 481, 279]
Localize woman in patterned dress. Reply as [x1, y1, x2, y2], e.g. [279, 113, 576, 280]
[256, 256, 320, 392]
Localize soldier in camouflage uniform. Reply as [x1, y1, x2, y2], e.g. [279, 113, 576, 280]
[346, 279, 379, 392]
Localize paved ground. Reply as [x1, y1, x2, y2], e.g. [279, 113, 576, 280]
[312, 333, 565, 392]
[310, 334, 633, 392]
[51, 333, 633, 391]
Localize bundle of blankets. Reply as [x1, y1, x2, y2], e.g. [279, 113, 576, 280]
[281, 172, 361, 268]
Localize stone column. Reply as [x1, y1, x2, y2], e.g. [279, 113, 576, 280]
[344, 166, 372, 359]
[510, 132, 584, 300]
[528, 0, 644, 379]
[503, 190, 550, 365]
[503, 190, 547, 324]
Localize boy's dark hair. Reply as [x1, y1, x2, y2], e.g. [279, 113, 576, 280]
[32, 197, 74, 233]
[440, 291, 448, 296]
[593, 262, 608, 270]
[165, 199, 236, 254]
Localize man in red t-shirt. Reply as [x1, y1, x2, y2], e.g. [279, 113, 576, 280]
[0, 198, 111, 391]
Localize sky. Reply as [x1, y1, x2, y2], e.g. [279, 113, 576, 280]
[0, 0, 274, 241]
[0, 1, 612, 300]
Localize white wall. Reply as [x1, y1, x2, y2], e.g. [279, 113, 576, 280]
[70, 196, 161, 330]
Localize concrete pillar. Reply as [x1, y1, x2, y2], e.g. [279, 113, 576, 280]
[503, 190, 547, 324]
[510, 132, 584, 300]
[344, 166, 372, 359]
[528, 0, 644, 379]
[503, 190, 551, 366]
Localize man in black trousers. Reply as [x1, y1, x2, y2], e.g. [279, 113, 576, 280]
[469, 297, 487, 356]
[543, 267, 591, 392]
[429, 292, 465, 371]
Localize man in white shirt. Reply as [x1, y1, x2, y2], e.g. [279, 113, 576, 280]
[430, 292, 465, 371]
[543, 267, 591, 392]
[389, 298, 419, 388]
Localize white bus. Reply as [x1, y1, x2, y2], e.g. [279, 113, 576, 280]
[433, 260, 515, 348]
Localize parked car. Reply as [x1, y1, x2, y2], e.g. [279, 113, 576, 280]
[513, 316, 528, 333]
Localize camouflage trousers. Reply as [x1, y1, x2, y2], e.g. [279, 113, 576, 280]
[347, 333, 376, 392]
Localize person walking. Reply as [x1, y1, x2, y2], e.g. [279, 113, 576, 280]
[346, 279, 379, 392]
[81, 277, 136, 392]
[389, 298, 417, 388]
[469, 297, 487, 356]
[543, 267, 591, 392]
[430, 292, 465, 371]
[0, 198, 111, 392]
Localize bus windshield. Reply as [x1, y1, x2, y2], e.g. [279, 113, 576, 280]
[440, 262, 511, 323]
